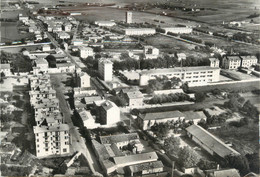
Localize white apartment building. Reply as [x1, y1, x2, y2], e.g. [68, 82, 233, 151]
[139, 66, 220, 86]
[143, 46, 159, 59]
[124, 28, 156, 36]
[79, 46, 94, 59]
[240, 56, 258, 68]
[78, 72, 90, 88]
[98, 59, 113, 82]
[94, 100, 120, 125]
[163, 27, 193, 34]
[34, 124, 70, 158]
[42, 45, 51, 52]
[126, 11, 132, 24]
[222, 56, 241, 69]
[29, 89, 56, 101]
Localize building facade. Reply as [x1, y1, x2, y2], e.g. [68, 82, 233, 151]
[143, 46, 159, 59]
[139, 66, 220, 86]
[79, 46, 94, 59]
[163, 27, 192, 34]
[126, 11, 132, 24]
[240, 56, 258, 68]
[222, 56, 241, 69]
[125, 28, 156, 36]
[98, 59, 113, 82]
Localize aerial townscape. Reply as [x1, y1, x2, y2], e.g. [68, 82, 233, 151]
[0, 0, 259, 176]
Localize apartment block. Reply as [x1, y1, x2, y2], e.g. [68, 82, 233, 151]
[98, 59, 113, 82]
[124, 28, 156, 36]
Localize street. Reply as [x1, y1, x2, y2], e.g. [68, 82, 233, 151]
[50, 74, 103, 176]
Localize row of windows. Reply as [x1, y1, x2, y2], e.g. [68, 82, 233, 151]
[151, 71, 215, 77]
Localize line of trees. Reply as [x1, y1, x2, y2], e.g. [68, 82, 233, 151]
[180, 34, 203, 44]
[148, 93, 191, 104]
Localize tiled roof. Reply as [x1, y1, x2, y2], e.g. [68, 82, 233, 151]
[186, 125, 240, 158]
[129, 160, 164, 173]
[139, 111, 185, 121]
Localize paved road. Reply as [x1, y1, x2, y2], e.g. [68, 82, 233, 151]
[50, 74, 102, 176]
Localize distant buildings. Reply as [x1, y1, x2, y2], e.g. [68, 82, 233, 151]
[79, 46, 94, 59]
[125, 28, 156, 36]
[137, 111, 185, 130]
[98, 59, 113, 82]
[0, 64, 11, 76]
[139, 66, 220, 86]
[186, 124, 240, 159]
[126, 11, 132, 24]
[163, 27, 193, 34]
[94, 100, 120, 125]
[143, 46, 159, 59]
[95, 21, 116, 27]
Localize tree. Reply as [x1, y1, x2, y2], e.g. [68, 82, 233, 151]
[45, 55, 56, 68]
[242, 100, 259, 120]
[198, 159, 217, 170]
[178, 146, 200, 168]
[164, 136, 181, 155]
[1, 72, 5, 78]
[195, 92, 206, 102]
[224, 155, 250, 175]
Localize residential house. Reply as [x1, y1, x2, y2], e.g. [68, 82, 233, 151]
[183, 111, 207, 124]
[186, 124, 240, 159]
[0, 64, 11, 76]
[119, 88, 143, 107]
[79, 46, 94, 59]
[78, 109, 96, 129]
[240, 56, 258, 68]
[127, 161, 164, 176]
[222, 56, 241, 69]
[42, 45, 51, 52]
[57, 32, 70, 40]
[209, 58, 220, 68]
[63, 22, 73, 32]
[77, 72, 90, 88]
[143, 46, 159, 59]
[137, 111, 185, 130]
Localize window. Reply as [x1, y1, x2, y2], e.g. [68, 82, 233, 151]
[37, 139, 39, 142]
[63, 148, 67, 153]
[36, 133, 38, 137]
[193, 72, 199, 74]
[193, 76, 198, 78]
[208, 71, 213, 73]
[45, 132, 48, 137]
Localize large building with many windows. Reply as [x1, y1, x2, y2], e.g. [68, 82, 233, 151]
[222, 56, 241, 69]
[139, 66, 220, 86]
[126, 11, 132, 24]
[124, 28, 156, 36]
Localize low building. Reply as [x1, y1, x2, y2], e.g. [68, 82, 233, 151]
[95, 21, 116, 27]
[63, 23, 73, 32]
[78, 109, 96, 129]
[139, 66, 220, 86]
[113, 152, 158, 168]
[125, 28, 156, 36]
[183, 111, 207, 124]
[79, 46, 94, 59]
[143, 46, 159, 59]
[42, 45, 51, 52]
[56, 63, 75, 73]
[0, 64, 11, 76]
[119, 88, 143, 107]
[127, 161, 164, 176]
[163, 27, 192, 34]
[186, 124, 240, 159]
[137, 111, 185, 130]
[209, 58, 220, 68]
[100, 133, 142, 151]
[240, 56, 258, 68]
[35, 58, 49, 69]
[205, 168, 240, 177]
[57, 32, 70, 39]
[222, 56, 241, 69]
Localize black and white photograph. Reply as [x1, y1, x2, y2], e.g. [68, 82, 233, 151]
[0, 0, 259, 176]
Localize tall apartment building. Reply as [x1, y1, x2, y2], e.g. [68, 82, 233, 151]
[98, 59, 113, 82]
[139, 66, 220, 86]
[126, 11, 132, 24]
[34, 124, 70, 158]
